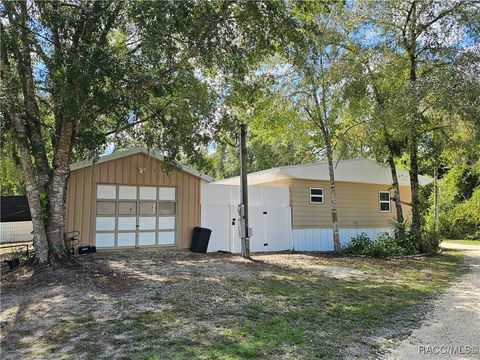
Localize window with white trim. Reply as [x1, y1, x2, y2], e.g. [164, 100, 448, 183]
[310, 188, 324, 204]
[379, 191, 391, 212]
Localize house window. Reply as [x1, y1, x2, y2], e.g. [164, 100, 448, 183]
[379, 191, 391, 212]
[310, 188, 324, 204]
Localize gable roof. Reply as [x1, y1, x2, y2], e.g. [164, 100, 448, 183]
[70, 147, 214, 182]
[214, 158, 431, 186]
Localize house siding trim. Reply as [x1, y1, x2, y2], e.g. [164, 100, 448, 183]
[292, 227, 392, 252]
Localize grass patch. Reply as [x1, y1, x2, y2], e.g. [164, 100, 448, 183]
[443, 239, 480, 245]
[8, 251, 467, 360]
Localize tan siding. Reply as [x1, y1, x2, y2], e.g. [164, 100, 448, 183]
[66, 153, 201, 249]
[287, 179, 412, 229]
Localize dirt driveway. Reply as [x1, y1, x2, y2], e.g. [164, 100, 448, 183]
[384, 242, 480, 360]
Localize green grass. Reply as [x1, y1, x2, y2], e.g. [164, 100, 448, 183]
[29, 252, 467, 359]
[443, 239, 480, 245]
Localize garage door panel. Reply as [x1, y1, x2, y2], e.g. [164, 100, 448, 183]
[119, 186, 137, 199]
[97, 185, 116, 199]
[118, 217, 136, 230]
[158, 231, 175, 245]
[118, 202, 137, 215]
[139, 202, 156, 215]
[139, 186, 156, 200]
[158, 202, 175, 215]
[139, 232, 156, 245]
[96, 233, 115, 247]
[159, 216, 175, 230]
[139, 217, 156, 230]
[118, 232, 136, 246]
[96, 217, 115, 231]
[97, 201, 116, 215]
[159, 187, 176, 201]
[95, 185, 176, 248]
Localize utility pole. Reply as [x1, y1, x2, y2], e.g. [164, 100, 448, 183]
[239, 123, 251, 259]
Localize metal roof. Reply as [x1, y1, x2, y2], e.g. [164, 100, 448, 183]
[69, 147, 214, 182]
[214, 158, 432, 187]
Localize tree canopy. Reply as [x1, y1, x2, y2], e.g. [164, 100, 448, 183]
[1, 0, 479, 265]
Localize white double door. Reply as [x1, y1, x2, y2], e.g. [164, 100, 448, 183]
[95, 184, 176, 248]
[202, 205, 291, 253]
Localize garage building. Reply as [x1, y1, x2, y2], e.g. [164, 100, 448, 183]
[66, 148, 212, 249]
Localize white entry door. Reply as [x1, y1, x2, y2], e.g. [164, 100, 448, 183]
[95, 184, 176, 248]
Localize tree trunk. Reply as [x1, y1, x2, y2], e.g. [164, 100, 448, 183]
[16, 1, 50, 188]
[387, 155, 404, 224]
[409, 135, 421, 237]
[326, 144, 341, 252]
[433, 164, 439, 232]
[374, 83, 405, 226]
[1, 32, 49, 264]
[407, 1, 422, 239]
[11, 114, 50, 265]
[311, 57, 341, 252]
[47, 122, 76, 260]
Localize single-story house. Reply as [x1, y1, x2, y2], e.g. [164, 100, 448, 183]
[65, 149, 430, 252]
[66, 148, 212, 250]
[214, 159, 431, 251]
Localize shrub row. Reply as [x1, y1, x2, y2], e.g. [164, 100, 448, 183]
[342, 229, 440, 258]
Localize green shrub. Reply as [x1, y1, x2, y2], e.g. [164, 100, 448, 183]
[342, 233, 404, 258]
[342, 230, 436, 258]
[342, 233, 372, 255]
[419, 229, 441, 254]
[368, 233, 405, 257]
[390, 219, 420, 254]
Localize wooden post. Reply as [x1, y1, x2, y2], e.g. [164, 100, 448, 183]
[239, 123, 250, 259]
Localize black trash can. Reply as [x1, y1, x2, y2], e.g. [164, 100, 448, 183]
[191, 227, 212, 253]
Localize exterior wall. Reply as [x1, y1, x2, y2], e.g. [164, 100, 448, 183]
[260, 179, 412, 229]
[292, 228, 392, 252]
[66, 153, 201, 249]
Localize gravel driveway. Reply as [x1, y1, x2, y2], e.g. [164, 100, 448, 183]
[384, 242, 480, 360]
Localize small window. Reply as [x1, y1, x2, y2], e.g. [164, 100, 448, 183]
[118, 201, 137, 215]
[379, 191, 391, 212]
[158, 202, 176, 215]
[310, 188, 324, 204]
[139, 202, 156, 215]
[96, 201, 116, 215]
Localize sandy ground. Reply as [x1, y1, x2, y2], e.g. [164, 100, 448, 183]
[384, 242, 480, 360]
[0, 250, 370, 359]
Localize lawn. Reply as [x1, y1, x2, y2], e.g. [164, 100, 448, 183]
[442, 239, 480, 246]
[0, 249, 466, 359]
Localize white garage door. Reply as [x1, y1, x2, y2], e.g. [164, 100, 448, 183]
[95, 184, 176, 248]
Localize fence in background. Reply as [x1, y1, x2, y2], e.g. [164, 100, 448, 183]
[0, 221, 33, 243]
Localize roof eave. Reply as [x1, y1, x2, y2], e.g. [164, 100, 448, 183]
[69, 147, 213, 182]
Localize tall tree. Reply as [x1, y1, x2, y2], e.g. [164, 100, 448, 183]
[0, 0, 287, 265]
[274, 2, 350, 251]
[208, 75, 316, 179]
[361, 0, 479, 239]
